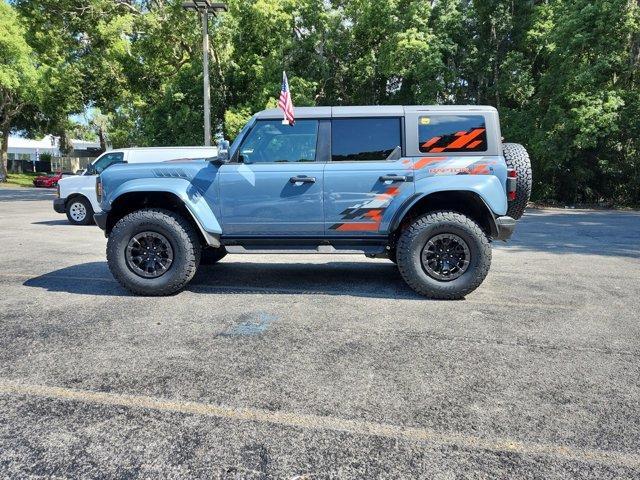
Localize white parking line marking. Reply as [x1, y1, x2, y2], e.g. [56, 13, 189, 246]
[0, 272, 576, 310]
[1, 380, 638, 469]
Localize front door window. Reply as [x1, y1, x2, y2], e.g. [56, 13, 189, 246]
[238, 120, 318, 164]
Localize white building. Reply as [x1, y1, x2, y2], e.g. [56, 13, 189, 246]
[7, 135, 101, 162]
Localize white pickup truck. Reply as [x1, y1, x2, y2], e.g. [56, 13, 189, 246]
[53, 146, 217, 225]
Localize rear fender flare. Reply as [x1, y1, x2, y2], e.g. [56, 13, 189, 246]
[386, 175, 506, 235]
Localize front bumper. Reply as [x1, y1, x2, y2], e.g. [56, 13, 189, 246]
[53, 198, 66, 214]
[494, 216, 516, 241]
[94, 212, 108, 231]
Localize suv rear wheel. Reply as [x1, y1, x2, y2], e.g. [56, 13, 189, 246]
[396, 211, 491, 299]
[106, 208, 201, 296]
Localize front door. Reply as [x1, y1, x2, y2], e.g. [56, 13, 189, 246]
[324, 117, 414, 235]
[219, 119, 325, 236]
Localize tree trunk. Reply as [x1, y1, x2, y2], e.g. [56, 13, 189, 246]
[0, 124, 9, 182]
[98, 126, 107, 152]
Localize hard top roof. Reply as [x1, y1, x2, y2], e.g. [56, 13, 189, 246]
[255, 105, 497, 119]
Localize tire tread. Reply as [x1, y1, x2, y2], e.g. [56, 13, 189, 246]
[106, 208, 200, 296]
[396, 211, 491, 299]
[503, 143, 532, 220]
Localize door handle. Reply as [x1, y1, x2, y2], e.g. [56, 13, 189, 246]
[379, 175, 408, 182]
[289, 176, 316, 184]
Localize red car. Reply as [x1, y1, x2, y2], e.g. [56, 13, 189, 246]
[32, 171, 74, 188]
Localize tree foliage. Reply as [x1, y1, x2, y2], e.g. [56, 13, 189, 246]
[0, 1, 41, 178]
[3, 0, 639, 205]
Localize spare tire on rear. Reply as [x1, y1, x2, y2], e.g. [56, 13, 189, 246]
[502, 143, 532, 220]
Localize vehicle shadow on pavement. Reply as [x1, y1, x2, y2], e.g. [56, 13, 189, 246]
[500, 209, 640, 258]
[31, 220, 76, 226]
[22, 261, 426, 299]
[191, 261, 423, 299]
[23, 262, 126, 296]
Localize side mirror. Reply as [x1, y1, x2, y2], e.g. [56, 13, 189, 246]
[215, 139, 230, 164]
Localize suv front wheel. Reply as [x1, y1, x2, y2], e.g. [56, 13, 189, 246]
[66, 197, 94, 225]
[396, 211, 491, 299]
[106, 208, 201, 296]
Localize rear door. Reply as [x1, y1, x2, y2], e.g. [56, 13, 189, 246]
[323, 115, 414, 235]
[218, 119, 326, 236]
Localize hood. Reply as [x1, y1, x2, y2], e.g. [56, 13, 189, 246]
[163, 156, 214, 163]
[57, 175, 83, 187]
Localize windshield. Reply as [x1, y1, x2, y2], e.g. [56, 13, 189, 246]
[88, 152, 125, 174]
[229, 117, 255, 158]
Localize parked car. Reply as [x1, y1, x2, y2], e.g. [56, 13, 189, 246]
[53, 146, 218, 225]
[33, 171, 74, 188]
[95, 106, 532, 298]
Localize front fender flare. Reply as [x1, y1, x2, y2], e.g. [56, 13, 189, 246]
[107, 178, 222, 240]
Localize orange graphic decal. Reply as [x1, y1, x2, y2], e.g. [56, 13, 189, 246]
[445, 128, 485, 150]
[469, 163, 490, 175]
[336, 223, 379, 232]
[375, 185, 400, 199]
[365, 208, 382, 218]
[421, 136, 441, 149]
[413, 156, 446, 170]
[330, 183, 406, 232]
[466, 140, 483, 150]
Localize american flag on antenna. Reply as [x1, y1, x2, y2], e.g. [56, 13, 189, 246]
[278, 71, 295, 125]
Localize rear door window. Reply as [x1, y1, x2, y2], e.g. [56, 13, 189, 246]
[331, 118, 402, 161]
[418, 115, 487, 153]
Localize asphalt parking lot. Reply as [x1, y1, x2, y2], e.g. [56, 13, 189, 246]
[1, 185, 639, 479]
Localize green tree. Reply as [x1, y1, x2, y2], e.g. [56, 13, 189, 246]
[0, 2, 40, 180]
[6, 0, 639, 205]
[520, 0, 640, 204]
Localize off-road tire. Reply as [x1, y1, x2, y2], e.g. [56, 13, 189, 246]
[65, 196, 94, 225]
[200, 247, 227, 265]
[503, 143, 532, 220]
[107, 208, 201, 296]
[396, 211, 491, 299]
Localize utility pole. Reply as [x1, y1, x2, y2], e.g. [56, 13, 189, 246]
[182, 1, 227, 146]
[202, 11, 211, 146]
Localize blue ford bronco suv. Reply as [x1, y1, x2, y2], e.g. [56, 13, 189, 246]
[94, 106, 532, 298]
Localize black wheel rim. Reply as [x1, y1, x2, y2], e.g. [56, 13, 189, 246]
[421, 233, 470, 281]
[125, 231, 174, 278]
